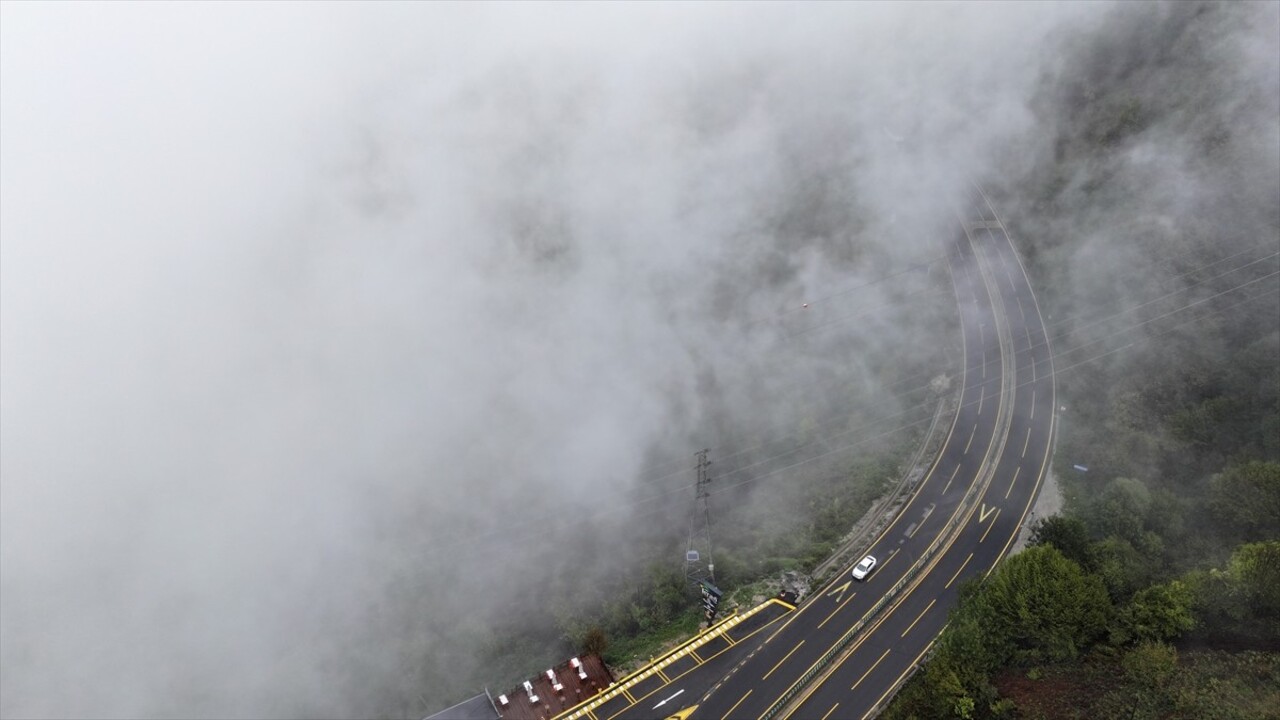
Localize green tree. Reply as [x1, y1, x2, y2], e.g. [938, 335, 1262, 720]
[1028, 515, 1094, 571]
[1210, 462, 1280, 543]
[1090, 477, 1152, 546]
[969, 545, 1112, 665]
[1185, 567, 1247, 631]
[1187, 541, 1280, 641]
[1112, 579, 1195, 646]
[1119, 642, 1178, 720]
[1229, 541, 1280, 622]
[1091, 536, 1152, 600]
[582, 626, 607, 656]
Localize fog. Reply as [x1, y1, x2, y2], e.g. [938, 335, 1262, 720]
[2, 2, 1274, 718]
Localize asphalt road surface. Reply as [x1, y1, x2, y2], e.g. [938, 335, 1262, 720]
[781, 190, 1056, 720]
[594, 189, 1054, 720]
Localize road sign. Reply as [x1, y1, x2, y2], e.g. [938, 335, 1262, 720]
[699, 580, 723, 622]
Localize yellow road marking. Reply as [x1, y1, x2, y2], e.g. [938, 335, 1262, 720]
[1021, 427, 1031, 458]
[665, 707, 697, 720]
[752, 251, 1008, 714]
[980, 508, 1001, 543]
[656, 668, 671, 684]
[762, 640, 806, 681]
[577, 605, 744, 712]
[964, 425, 978, 454]
[946, 552, 974, 588]
[817, 592, 857, 630]
[587, 710, 599, 720]
[982, 197, 1059, 583]
[622, 689, 636, 704]
[851, 648, 892, 691]
[603, 607, 792, 720]
[586, 606, 796, 720]
[754, 436, 943, 647]
[820, 703, 841, 720]
[1005, 466, 1021, 500]
[784, 537, 952, 713]
[751, 244, 983, 651]
[942, 463, 961, 495]
[863, 644, 932, 719]
[826, 580, 852, 602]
[991, 406, 1057, 576]
[771, 597, 798, 611]
[720, 689, 751, 720]
[722, 631, 737, 646]
[879, 548, 901, 573]
[689, 650, 704, 665]
[901, 598, 938, 638]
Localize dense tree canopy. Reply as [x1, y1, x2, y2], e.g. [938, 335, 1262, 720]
[1210, 462, 1280, 543]
[967, 545, 1112, 665]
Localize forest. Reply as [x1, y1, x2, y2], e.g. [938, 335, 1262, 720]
[884, 2, 1279, 717]
[457, 2, 1280, 710]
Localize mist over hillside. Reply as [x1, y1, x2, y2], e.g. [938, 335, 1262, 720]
[997, 0, 1279, 487]
[2, 2, 1274, 718]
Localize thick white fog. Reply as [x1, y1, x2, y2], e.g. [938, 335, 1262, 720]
[7, 2, 1273, 718]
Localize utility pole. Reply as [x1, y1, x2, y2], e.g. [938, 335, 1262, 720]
[685, 449, 721, 625]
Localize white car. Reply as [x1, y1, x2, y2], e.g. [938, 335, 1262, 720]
[852, 555, 877, 581]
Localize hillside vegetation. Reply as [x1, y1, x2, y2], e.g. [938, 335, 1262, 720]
[886, 3, 1279, 718]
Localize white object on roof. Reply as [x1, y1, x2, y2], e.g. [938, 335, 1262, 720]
[546, 669, 563, 692]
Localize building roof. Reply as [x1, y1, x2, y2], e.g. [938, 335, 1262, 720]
[492, 654, 614, 720]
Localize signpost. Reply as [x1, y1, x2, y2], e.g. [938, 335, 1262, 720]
[699, 580, 723, 624]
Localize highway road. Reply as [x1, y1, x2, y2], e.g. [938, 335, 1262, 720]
[568, 189, 1055, 720]
[780, 190, 1057, 720]
[589, 188, 1051, 720]
[675, 190, 1037, 720]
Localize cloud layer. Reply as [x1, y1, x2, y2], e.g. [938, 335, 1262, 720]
[12, 3, 1272, 718]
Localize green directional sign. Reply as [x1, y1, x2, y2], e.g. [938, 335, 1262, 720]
[699, 580, 723, 623]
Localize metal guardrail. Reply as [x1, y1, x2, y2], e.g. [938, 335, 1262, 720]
[863, 206, 1048, 720]
[811, 395, 952, 583]
[758, 445, 993, 720]
[552, 596, 801, 720]
[759, 229, 1020, 720]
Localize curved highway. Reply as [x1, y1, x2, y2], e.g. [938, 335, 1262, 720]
[780, 190, 1056, 720]
[562, 189, 1055, 720]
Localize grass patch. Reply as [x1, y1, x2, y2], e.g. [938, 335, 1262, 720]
[993, 649, 1280, 720]
[602, 607, 703, 671]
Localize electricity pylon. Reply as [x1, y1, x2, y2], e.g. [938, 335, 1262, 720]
[684, 449, 715, 588]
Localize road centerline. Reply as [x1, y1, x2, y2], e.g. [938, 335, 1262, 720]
[762, 641, 805, 681]
[901, 598, 938, 638]
[851, 649, 891, 692]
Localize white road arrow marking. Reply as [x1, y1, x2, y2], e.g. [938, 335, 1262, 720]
[654, 689, 684, 709]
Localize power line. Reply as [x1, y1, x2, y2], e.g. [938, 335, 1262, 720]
[659, 275, 1279, 508]
[406, 234, 1279, 567]
[638, 242, 1278, 491]
[615, 228, 1275, 487]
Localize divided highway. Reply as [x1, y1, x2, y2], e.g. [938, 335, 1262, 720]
[779, 192, 1056, 720]
[585, 190, 1055, 720]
